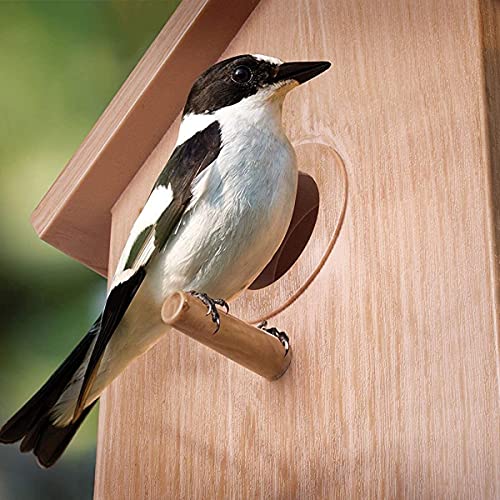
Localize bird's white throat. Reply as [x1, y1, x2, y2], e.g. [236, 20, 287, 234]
[176, 83, 295, 147]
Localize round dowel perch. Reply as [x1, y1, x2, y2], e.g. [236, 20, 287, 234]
[161, 291, 292, 380]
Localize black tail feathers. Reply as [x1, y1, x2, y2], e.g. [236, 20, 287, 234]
[0, 316, 101, 467]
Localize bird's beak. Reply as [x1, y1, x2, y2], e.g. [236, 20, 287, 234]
[275, 60, 331, 85]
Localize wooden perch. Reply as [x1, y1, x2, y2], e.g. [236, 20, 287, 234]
[161, 291, 292, 380]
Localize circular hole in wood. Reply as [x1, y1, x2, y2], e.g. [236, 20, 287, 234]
[230, 141, 347, 324]
[249, 172, 319, 289]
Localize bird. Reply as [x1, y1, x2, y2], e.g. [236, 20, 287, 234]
[0, 54, 330, 467]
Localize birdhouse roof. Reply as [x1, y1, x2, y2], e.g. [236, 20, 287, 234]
[31, 0, 258, 277]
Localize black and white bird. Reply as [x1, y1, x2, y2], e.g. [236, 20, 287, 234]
[0, 54, 330, 467]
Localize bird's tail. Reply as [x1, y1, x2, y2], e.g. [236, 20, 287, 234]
[0, 316, 101, 468]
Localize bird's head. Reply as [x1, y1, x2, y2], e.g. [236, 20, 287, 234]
[183, 54, 331, 116]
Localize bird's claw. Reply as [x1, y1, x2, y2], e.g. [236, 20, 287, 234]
[189, 291, 229, 334]
[258, 321, 290, 354]
[212, 298, 230, 314]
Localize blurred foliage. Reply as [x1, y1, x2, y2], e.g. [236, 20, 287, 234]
[0, 1, 179, 498]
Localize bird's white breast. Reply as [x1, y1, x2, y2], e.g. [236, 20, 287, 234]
[149, 97, 298, 302]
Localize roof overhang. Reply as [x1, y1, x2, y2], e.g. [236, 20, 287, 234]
[31, 0, 259, 277]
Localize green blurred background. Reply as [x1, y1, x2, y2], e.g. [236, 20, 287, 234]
[0, 1, 179, 498]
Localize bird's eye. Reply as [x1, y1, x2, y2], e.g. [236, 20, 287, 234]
[231, 66, 253, 84]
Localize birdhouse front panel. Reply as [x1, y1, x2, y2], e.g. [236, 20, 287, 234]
[93, 0, 500, 498]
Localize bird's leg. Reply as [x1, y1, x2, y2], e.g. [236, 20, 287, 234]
[257, 321, 290, 353]
[188, 291, 229, 334]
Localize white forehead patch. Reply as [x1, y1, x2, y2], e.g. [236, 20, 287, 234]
[253, 54, 283, 65]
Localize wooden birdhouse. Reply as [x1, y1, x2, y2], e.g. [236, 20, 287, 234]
[32, 0, 500, 497]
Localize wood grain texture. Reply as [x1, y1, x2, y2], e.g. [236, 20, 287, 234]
[480, 0, 500, 352]
[30, 0, 259, 275]
[95, 0, 500, 498]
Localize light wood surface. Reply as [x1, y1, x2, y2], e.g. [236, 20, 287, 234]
[161, 291, 291, 380]
[94, 0, 500, 498]
[30, 0, 259, 276]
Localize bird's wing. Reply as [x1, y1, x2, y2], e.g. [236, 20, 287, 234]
[74, 121, 222, 419]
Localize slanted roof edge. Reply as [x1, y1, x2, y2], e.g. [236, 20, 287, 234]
[31, 0, 260, 277]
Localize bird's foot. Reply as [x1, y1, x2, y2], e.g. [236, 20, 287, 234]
[188, 291, 229, 334]
[258, 321, 290, 353]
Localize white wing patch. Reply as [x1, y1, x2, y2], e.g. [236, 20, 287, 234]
[176, 113, 217, 146]
[110, 268, 136, 289]
[135, 184, 174, 229]
[112, 183, 173, 289]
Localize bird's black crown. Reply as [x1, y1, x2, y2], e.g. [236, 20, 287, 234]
[184, 54, 280, 115]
